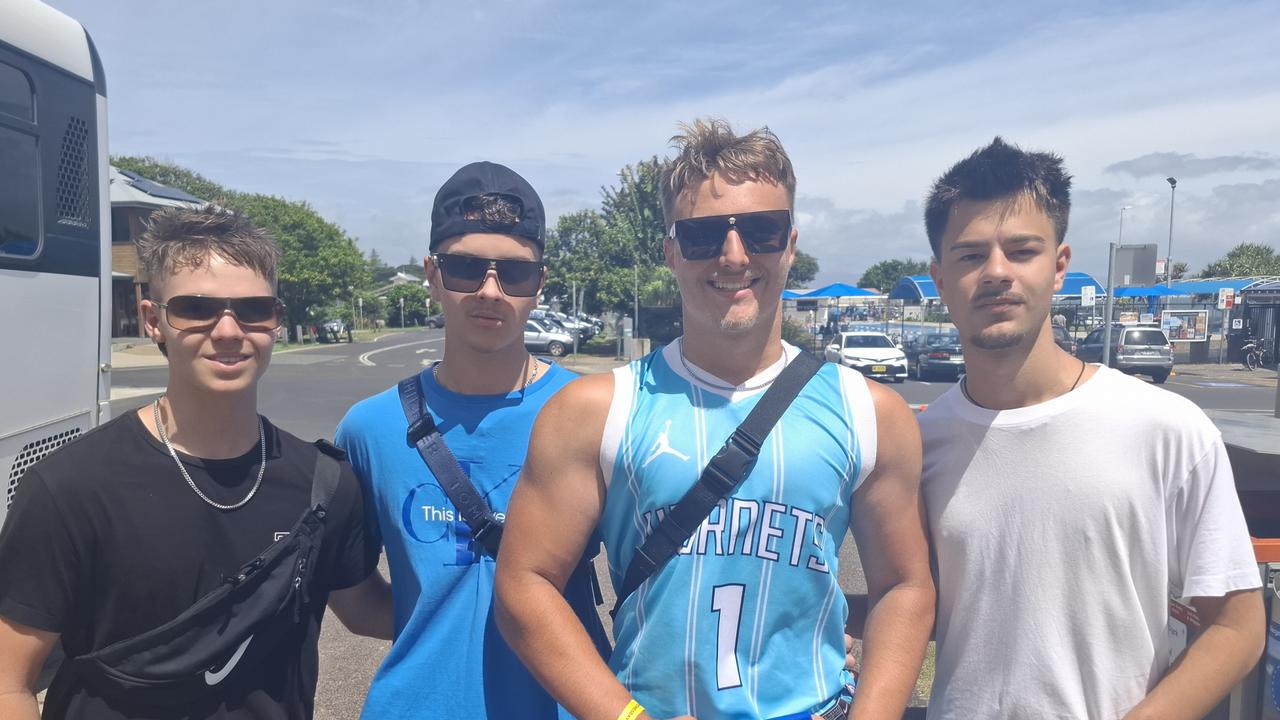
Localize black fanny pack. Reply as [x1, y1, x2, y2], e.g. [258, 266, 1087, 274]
[70, 441, 343, 707]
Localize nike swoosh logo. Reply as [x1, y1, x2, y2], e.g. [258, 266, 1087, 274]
[204, 634, 253, 686]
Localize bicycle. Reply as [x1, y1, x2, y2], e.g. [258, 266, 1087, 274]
[1241, 337, 1272, 370]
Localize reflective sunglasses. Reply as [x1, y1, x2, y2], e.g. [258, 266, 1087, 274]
[154, 295, 286, 332]
[669, 209, 792, 261]
[431, 253, 544, 298]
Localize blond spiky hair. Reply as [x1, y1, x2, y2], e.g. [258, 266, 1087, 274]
[659, 117, 797, 224]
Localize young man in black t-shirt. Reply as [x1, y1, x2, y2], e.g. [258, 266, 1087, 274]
[0, 206, 377, 719]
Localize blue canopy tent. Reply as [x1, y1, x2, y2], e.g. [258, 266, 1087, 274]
[888, 275, 938, 302]
[1113, 285, 1188, 298]
[781, 289, 806, 299]
[1055, 272, 1105, 299]
[802, 282, 879, 298]
[1170, 278, 1265, 295]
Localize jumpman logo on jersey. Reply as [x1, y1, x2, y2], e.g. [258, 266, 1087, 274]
[642, 420, 690, 468]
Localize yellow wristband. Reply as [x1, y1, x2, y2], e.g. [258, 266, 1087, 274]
[617, 699, 645, 720]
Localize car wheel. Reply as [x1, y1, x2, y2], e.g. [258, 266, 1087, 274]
[893, 376, 905, 384]
[547, 341, 566, 357]
[1151, 370, 1169, 384]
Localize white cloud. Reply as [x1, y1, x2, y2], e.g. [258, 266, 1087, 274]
[51, 0, 1280, 287]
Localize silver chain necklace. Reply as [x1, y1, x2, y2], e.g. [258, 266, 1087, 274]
[432, 357, 540, 390]
[677, 338, 777, 392]
[153, 398, 266, 511]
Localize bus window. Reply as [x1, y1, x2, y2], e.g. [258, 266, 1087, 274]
[0, 61, 33, 121]
[0, 126, 40, 258]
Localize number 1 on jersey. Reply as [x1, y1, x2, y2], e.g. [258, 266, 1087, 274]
[711, 584, 745, 690]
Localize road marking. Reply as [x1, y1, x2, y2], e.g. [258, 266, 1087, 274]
[358, 338, 444, 366]
[1204, 408, 1278, 414]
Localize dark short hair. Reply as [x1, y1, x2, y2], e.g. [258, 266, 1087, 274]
[924, 137, 1072, 258]
[136, 204, 279, 293]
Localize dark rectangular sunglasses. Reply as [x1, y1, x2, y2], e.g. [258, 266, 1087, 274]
[155, 295, 285, 332]
[670, 209, 792, 261]
[431, 253, 544, 297]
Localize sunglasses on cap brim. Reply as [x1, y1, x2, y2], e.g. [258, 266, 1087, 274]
[154, 295, 286, 332]
[431, 253, 545, 297]
[669, 209, 792, 261]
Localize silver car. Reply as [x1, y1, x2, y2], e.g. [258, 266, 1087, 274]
[524, 318, 573, 357]
[1077, 324, 1173, 383]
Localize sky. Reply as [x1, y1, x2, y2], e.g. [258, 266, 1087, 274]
[49, 0, 1280, 288]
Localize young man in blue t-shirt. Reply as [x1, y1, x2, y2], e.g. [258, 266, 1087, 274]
[328, 162, 604, 718]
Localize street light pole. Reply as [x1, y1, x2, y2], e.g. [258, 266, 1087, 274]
[1165, 177, 1177, 287]
[1102, 205, 1131, 367]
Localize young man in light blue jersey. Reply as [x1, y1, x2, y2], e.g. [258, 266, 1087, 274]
[327, 162, 606, 718]
[497, 119, 934, 720]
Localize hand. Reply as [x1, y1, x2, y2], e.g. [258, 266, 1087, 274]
[845, 632, 857, 671]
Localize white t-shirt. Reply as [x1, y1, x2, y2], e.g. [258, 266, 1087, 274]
[920, 366, 1260, 720]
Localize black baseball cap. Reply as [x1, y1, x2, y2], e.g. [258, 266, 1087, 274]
[429, 161, 545, 251]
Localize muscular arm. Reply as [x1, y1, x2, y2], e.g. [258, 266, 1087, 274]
[327, 569, 394, 641]
[495, 374, 660, 720]
[848, 382, 934, 720]
[0, 616, 58, 720]
[1123, 588, 1264, 720]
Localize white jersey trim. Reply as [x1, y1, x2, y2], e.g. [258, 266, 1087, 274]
[837, 365, 878, 492]
[661, 338, 799, 402]
[600, 365, 636, 489]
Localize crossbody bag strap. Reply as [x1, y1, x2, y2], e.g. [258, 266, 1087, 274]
[397, 374, 504, 556]
[610, 350, 824, 618]
[310, 440, 345, 511]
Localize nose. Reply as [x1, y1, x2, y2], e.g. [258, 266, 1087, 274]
[718, 228, 750, 269]
[980, 247, 1014, 286]
[209, 309, 247, 340]
[475, 269, 505, 300]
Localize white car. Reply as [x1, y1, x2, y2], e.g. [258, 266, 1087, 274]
[824, 331, 908, 383]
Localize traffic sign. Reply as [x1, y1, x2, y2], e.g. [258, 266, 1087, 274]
[1217, 288, 1235, 310]
[1080, 285, 1096, 307]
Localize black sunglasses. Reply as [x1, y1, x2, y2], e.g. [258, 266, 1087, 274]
[431, 253, 544, 298]
[154, 295, 285, 332]
[669, 209, 792, 261]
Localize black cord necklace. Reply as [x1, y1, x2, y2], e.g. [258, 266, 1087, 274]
[962, 358, 1087, 409]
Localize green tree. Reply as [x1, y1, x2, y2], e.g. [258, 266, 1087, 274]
[544, 210, 641, 315]
[382, 283, 431, 327]
[787, 249, 820, 288]
[1200, 242, 1280, 277]
[858, 258, 929, 292]
[601, 157, 667, 266]
[1158, 261, 1189, 284]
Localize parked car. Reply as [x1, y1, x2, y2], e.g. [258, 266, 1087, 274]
[824, 331, 908, 383]
[906, 333, 965, 380]
[524, 318, 573, 357]
[1076, 324, 1173, 383]
[319, 319, 348, 343]
[423, 313, 445, 329]
[1052, 325, 1077, 355]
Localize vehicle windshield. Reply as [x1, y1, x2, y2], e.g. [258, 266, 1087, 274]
[925, 334, 957, 346]
[1125, 329, 1169, 346]
[844, 335, 894, 349]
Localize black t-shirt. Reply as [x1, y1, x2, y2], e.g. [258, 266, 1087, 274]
[0, 410, 377, 719]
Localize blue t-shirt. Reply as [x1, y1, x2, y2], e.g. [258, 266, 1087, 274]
[598, 342, 875, 719]
[336, 362, 580, 719]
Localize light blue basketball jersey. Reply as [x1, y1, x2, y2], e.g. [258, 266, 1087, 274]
[598, 341, 878, 719]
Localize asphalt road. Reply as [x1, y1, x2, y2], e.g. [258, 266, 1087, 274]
[108, 331, 1277, 717]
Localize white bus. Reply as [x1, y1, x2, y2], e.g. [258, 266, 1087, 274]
[0, 0, 110, 529]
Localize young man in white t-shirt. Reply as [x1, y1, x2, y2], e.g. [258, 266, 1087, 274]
[919, 137, 1264, 719]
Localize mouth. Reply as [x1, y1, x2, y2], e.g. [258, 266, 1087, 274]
[206, 354, 251, 367]
[708, 274, 761, 294]
[976, 297, 1023, 311]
